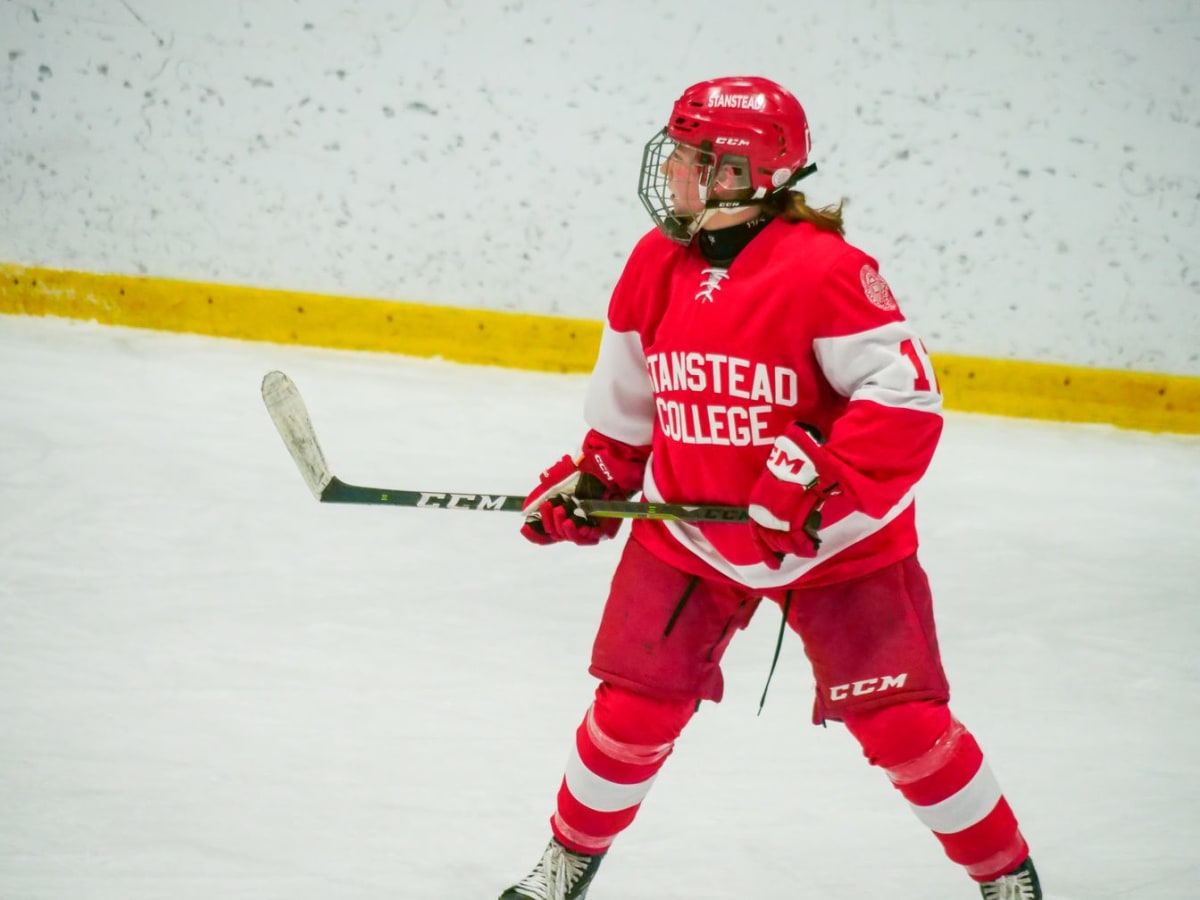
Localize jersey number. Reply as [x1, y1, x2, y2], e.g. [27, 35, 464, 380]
[899, 339, 939, 393]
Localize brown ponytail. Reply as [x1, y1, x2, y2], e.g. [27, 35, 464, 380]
[768, 191, 846, 236]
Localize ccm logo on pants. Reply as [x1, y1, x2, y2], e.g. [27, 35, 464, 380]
[830, 673, 908, 701]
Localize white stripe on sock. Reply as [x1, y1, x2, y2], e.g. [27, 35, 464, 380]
[563, 743, 657, 813]
[909, 760, 1002, 835]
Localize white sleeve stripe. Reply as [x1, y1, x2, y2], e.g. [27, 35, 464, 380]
[813, 322, 942, 412]
[853, 385, 944, 414]
[583, 324, 656, 446]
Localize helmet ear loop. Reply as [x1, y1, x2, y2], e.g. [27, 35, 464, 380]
[690, 161, 735, 237]
[693, 156, 764, 233]
[694, 159, 716, 204]
[709, 156, 755, 202]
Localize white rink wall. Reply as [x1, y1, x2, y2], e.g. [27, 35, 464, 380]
[2, 0, 1198, 375]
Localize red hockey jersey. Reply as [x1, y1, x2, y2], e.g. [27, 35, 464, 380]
[584, 218, 944, 589]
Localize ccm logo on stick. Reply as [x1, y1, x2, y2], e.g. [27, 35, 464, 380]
[418, 493, 507, 510]
[829, 673, 908, 701]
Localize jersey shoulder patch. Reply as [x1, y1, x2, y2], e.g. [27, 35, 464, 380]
[859, 264, 898, 311]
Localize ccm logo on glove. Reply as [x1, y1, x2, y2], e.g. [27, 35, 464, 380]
[747, 425, 841, 568]
[766, 437, 820, 490]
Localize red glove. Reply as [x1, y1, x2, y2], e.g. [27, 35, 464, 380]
[521, 431, 648, 546]
[748, 424, 842, 569]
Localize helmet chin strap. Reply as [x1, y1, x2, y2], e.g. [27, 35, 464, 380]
[694, 179, 770, 234]
[691, 205, 762, 236]
[687, 161, 819, 238]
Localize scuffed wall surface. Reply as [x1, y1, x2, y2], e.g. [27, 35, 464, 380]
[2, 0, 1198, 373]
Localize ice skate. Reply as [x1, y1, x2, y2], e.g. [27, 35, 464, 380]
[979, 857, 1042, 899]
[499, 838, 604, 900]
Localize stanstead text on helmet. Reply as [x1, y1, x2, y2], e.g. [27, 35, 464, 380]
[707, 94, 766, 110]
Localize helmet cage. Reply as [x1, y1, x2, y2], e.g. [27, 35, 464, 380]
[638, 129, 757, 244]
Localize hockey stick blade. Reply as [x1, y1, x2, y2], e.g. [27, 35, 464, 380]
[260, 371, 749, 523]
[261, 370, 335, 500]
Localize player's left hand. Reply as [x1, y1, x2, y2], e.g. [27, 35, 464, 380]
[520, 454, 622, 546]
[747, 424, 841, 568]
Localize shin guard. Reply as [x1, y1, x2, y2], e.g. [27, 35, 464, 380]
[843, 700, 1029, 882]
[551, 683, 696, 855]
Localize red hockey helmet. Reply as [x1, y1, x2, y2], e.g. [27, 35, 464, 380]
[638, 76, 816, 243]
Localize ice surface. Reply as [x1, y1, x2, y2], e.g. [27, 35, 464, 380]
[1, 315, 1198, 898]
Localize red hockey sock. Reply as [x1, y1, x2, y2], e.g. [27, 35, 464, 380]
[551, 683, 696, 855]
[843, 700, 1028, 882]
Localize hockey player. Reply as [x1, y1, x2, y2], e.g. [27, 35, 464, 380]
[503, 76, 1042, 900]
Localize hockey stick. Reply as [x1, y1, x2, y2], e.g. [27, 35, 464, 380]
[260, 371, 750, 523]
